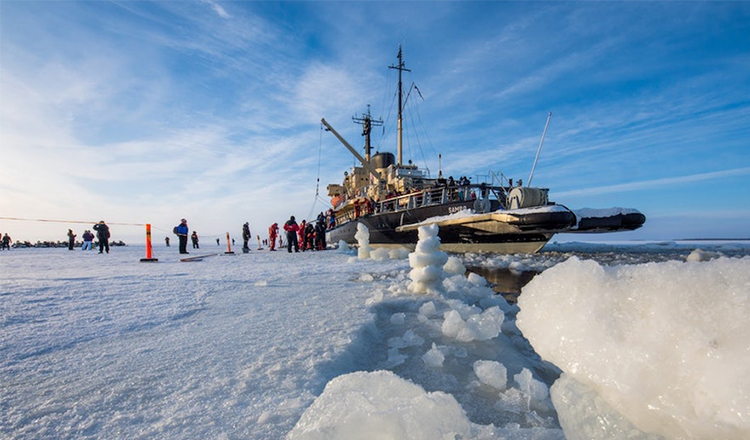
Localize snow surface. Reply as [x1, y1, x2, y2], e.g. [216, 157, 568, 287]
[2, 233, 749, 439]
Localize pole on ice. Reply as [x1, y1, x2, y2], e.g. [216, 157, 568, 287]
[225, 232, 235, 255]
[140, 224, 159, 262]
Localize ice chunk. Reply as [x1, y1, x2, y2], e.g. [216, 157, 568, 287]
[466, 271, 487, 286]
[551, 373, 666, 440]
[419, 301, 438, 318]
[365, 290, 384, 305]
[441, 307, 504, 342]
[389, 247, 410, 260]
[686, 248, 720, 262]
[443, 256, 466, 276]
[287, 371, 471, 439]
[473, 360, 507, 390]
[441, 310, 465, 339]
[422, 343, 445, 368]
[370, 247, 391, 261]
[336, 240, 351, 252]
[517, 256, 750, 440]
[390, 312, 406, 325]
[401, 329, 424, 347]
[514, 368, 550, 411]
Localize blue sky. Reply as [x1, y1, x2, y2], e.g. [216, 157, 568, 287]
[1, 1, 749, 244]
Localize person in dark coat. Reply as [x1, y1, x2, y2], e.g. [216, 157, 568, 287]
[242, 222, 251, 251]
[283, 216, 299, 253]
[174, 218, 189, 254]
[81, 230, 94, 251]
[315, 218, 327, 250]
[191, 231, 199, 249]
[67, 229, 76, 250]
[93, 221, 110, 254]
[304, 222, 315, 251]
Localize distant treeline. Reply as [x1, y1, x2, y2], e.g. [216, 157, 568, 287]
[11, 240, 127, 248]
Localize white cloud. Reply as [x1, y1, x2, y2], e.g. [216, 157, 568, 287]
[203, 0, 231, 19]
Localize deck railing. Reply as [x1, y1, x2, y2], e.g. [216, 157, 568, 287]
[330, 184, 509, 228]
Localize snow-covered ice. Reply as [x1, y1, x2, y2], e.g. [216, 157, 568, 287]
[517, 255, 750, 440]
[2, 232, 749, 439]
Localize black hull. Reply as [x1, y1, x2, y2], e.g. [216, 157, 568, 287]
[326, 200, 577, 253]
[574, 212, 647, 233]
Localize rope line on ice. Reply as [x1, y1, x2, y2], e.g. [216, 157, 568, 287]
[0, 217, 237, 240]
[0, 216, 148, 227]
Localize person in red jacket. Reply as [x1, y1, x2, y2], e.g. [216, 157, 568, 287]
[298, 220, 306, 251]
[268, 223, 279, 251]
[283, 216, 299, 253]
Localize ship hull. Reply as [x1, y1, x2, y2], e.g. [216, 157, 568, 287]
[572, 211, 647, 233]
[326, 200, 576, 254]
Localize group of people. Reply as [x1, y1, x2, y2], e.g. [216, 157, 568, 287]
[169, 215, 332, 256]
[171, 219, 250, 254]
[282, 213, 327, 253]
[65, 221, 111, 253]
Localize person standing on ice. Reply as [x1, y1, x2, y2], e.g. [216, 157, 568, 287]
[297, 220, 306, 250]
[81, 230, 94, 251]
[93, 221, 110, 254]
[305, 221, 315, 251]
[242, 222, 251, 251]
[165, 236, 170, 247]
[283, 216, 299, 253]
[67, 229, 76, 250]
[2, 233, 12, 250]
[315, 216, 326, 250]
[268, 223, 279, 251]
[191, 231, 199, 249]
[174, 218, 189, 254]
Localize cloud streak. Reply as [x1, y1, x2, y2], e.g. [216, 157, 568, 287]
[555, 167, 750, 198]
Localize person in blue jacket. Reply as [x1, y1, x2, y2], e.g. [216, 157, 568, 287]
[174, 218, 189, 254]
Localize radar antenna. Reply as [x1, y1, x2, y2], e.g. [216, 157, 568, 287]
[352, 105, 383, 162]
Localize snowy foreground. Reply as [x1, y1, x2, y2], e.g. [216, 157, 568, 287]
[2, 229, 749, 440]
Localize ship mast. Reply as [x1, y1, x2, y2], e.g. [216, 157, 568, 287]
[389, 46, 410, 166]
[352, 105, 383, 162]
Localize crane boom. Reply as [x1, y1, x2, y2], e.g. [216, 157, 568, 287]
[321, 118, 383, 182]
